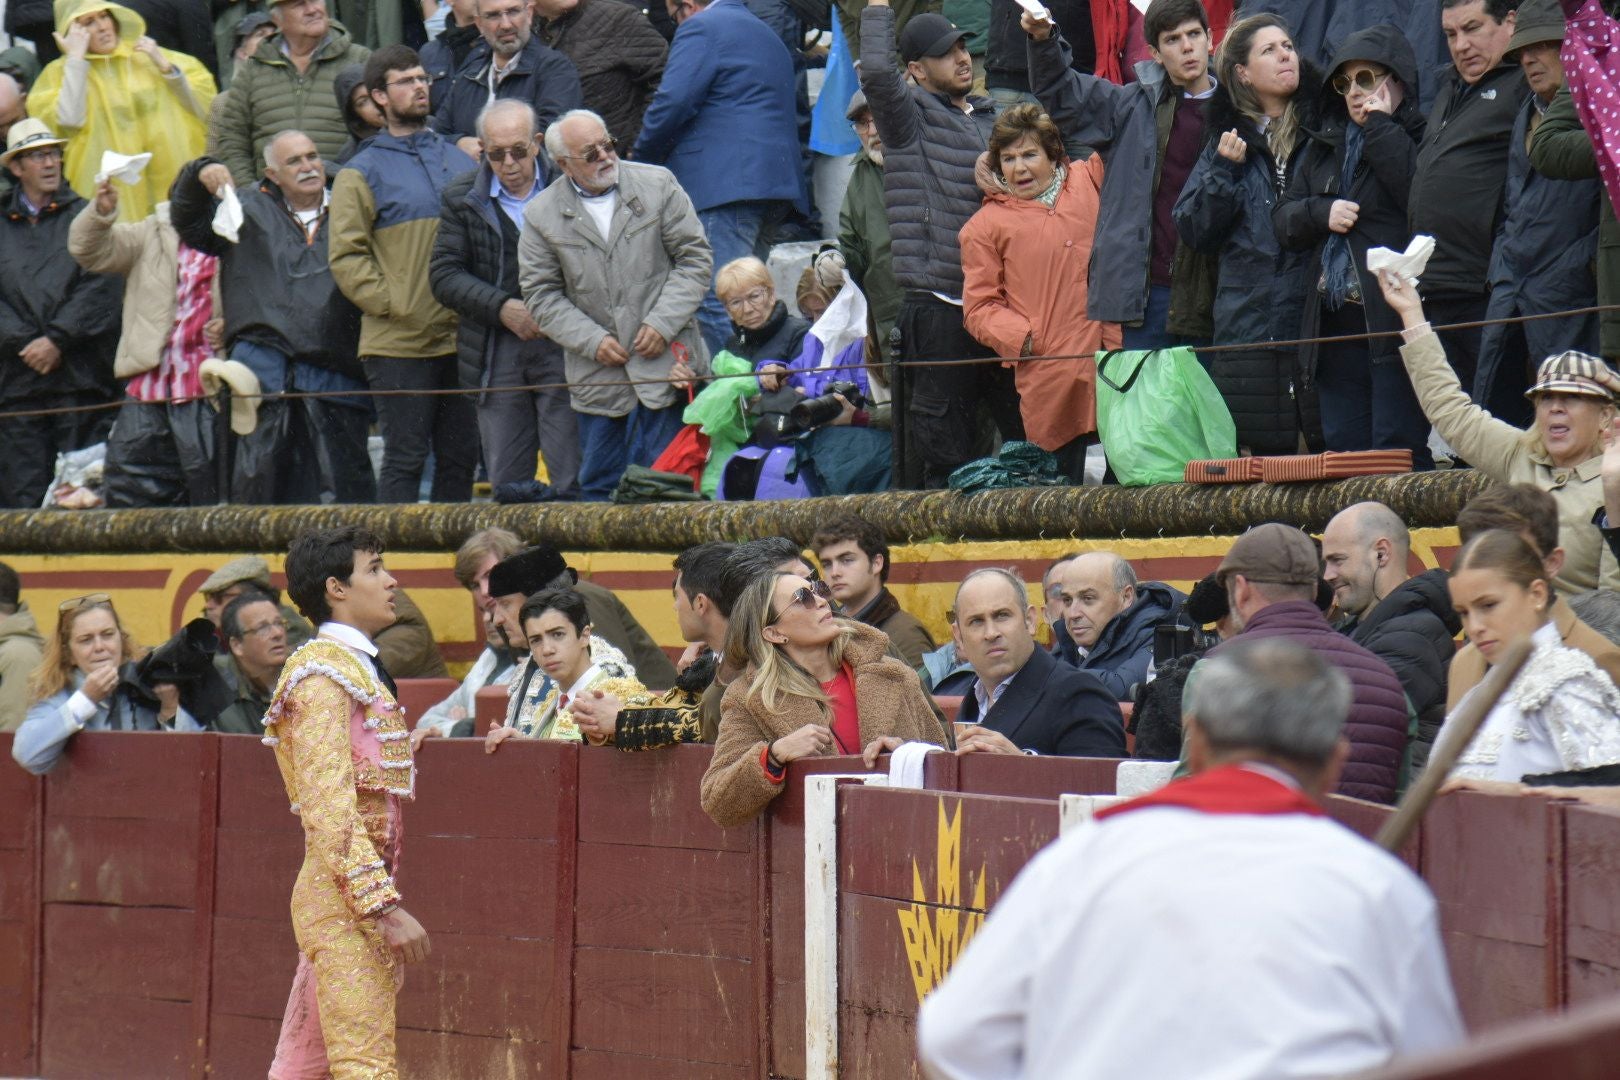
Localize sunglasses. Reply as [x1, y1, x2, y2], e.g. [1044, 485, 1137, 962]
[59, 592, 112, 612]
[486, 143, 532, 164]
[767, 579, 834, 625]
[561, 137, 617, 164]
[1331, 68, 1389, 96]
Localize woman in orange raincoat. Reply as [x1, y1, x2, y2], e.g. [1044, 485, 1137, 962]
[29, 0, 214, 220]
[960, 103, 1120, 481]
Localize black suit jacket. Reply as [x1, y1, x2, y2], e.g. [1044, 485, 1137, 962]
[957, 646, 1126, 757]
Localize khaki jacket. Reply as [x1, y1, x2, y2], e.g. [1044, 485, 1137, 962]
[1446, 599, 1620, 712]
[68, 201, 222, 380]
[700, 622, 946, 828]
[1400, 330, 1619, 594]
[518, 160, 711, 417]
[0, 603, 44, 733]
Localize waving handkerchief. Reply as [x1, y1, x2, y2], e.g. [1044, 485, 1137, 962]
[95, 150, 152, 186]
[213, 184, 244, 243]
[1366, 234, 1436, 288]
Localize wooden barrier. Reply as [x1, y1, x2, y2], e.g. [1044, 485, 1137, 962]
[4, 733, 1620, 1078]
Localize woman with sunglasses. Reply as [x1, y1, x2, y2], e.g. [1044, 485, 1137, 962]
[700, 571, 946, 827]
[11, 594, 199, 774]
[1273, 25, 1431, 467]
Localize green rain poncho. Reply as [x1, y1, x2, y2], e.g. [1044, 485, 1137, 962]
[29, 0, 215, 220]
[682, 350, 758, 497]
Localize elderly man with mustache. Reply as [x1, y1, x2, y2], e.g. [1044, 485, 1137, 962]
[168, 128, 377, 504]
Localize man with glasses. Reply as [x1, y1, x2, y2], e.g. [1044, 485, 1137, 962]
[520, 108, 712, 501]
[817, 91, 900, 371]
[431, 0, 582, 158]
[213, 588, 292, 734]
[331, 44, 479, 503]
[432, 99, 581, 501]
[632, 0, 804, 354]
[0, 73, 27, 200]
[216, 0, 372, 189]
[0, 118, 121, 509]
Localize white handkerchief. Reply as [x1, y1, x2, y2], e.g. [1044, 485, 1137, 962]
[1366, 234, 1436, 289]
[887, 740, 941, 790]
[1015, 0, 1051, 20]
[213, 184, 244, 243]
[94, 150, 152, 186]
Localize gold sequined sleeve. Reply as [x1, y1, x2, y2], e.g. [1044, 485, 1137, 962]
[282, 674, 401, 918]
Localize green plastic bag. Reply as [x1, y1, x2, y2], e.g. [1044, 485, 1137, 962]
[683, 350, 758, 498]
[1095, 347, 1236, 486]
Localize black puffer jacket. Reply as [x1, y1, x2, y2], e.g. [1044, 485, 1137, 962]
[169, 157, 363, 379]
[0, 185, 121, 404]
[725, 301, 809, 365]
[1175, 62, 1325, 454]
[540, 0, 668, 152]
[859, 4, 996, 295]
[985, 0, 1092, 92]
[1342, 568, 1459, 775]
[1273, 25, 1426, 392]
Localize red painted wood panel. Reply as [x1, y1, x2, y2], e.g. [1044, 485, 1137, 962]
[213, 827, 304, 922]
[43, 731, 213, 821]
[839, 891, 929, 1080]
[0, 743, 35, 849]
[39, 992, 192, 1079]
[43, 904, 195, 1001]
[409, 737, 572, 840]
[394, 677, 459, 727]
[571, 1048, 753, 1079]
[215, 731, 294, 832]
[1562, 804, 1620, 1005]
[953, 754, 1120, 799]
[206, 1013, 282, 1078]
[0, 848, 30, 920]
[398, 1027, 551, 1077]
[574, 842, 753, 957]
[39, 816, 199, 907]
[475, 685, 508, 735]
[400, 836, 562, 939]
[577, 744, 748, 852]
[209, 915, 298, 1021]
[0, 734, 40, 1080]
[1325, 795, 1420, 870]
[395, 932, 556, 1042]
[571, 947, 755, 1066]
[839, 788, 1058, 910]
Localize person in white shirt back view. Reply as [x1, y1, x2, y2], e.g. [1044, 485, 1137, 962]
[917, 636, 1464, 1080]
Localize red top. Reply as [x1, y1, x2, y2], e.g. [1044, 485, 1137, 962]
[822, 664, 859, 756]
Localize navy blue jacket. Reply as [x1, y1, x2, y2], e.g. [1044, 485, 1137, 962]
[633, 0, 804, 213]
[958, 646, 1126, 757]
[432, 35, 585, 144]
[1074, 581, 1186, 701]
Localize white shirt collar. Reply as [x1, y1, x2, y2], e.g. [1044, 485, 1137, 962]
[972, 669, 1016, 718]
[560, 662, 602, 704]
[1239, 761, 1302, 791]
[318, 620, 377, 658]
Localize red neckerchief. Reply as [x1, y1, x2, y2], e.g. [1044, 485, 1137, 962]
[1095, 763, 1326, 821]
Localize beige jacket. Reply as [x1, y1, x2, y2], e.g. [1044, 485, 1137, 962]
[1400, 331, 1619, 594]
[700, 622, 946, 828]
[0, 603, 44, 733]
[67, 200, 221, 380]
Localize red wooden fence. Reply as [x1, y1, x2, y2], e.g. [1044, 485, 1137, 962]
[3, 732, 1620, 1078]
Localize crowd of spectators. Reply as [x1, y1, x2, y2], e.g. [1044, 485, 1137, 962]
[5, 0, 1618, 507]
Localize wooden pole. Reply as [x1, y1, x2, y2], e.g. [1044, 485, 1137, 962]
[1376, 638, 1533, 853]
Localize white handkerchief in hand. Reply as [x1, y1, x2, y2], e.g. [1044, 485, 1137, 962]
[1365, 234, 1436, 289]
[1015, 0, 1051, 20]
[213, 184, 244, 243]
[94, 150, 153, 186]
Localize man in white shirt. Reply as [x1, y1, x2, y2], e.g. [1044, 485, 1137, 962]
[917, 637, 1463, 1080]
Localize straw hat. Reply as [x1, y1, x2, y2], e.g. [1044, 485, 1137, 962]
[0, 118, 67, 168]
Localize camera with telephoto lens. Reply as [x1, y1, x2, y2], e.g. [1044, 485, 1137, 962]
[786, 380, 865, 433]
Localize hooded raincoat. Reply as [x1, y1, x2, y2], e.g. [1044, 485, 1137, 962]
[28, 0, 214, 221]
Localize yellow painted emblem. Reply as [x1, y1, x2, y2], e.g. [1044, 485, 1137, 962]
[897, 798, 987, 1003]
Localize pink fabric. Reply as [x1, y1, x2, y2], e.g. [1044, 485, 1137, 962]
[268, 955, 329, 1080]
[127, 242, 216, 403]
[1561, 0, 1620, 217]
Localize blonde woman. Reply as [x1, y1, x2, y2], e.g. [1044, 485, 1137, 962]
[12, 593, 197, 774]
[700, 571, 945, 826]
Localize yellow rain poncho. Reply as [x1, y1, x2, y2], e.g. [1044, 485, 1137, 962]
[28, 0, 215, 220]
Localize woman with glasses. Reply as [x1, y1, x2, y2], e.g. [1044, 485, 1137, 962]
[11, 594, 200, 774]
[1273, 25, 1431, 467]
[718, 256, 810, 372]
[700, 571, 946, 827]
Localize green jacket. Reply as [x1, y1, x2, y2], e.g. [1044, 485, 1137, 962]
[838, 151, 900, 361]
[1529, 86, 1620, 363]
[836, 0, 940, 65]
[215, 24, 370, 187]
[211, 653, 274, 735]
[941, 0, 987, 54]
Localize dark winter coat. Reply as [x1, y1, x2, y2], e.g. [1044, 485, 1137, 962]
[1241, 0, 1451, 112]
[420, 18, 481, 114]
[169, 157, 363, 378]
[1075, 581, 1186, 701]
[429, 163, 550, 391]
[1531, 83, 1620, 362]
[1478, 88, 1602, 402]
[985, 0, 1092, 93]
[1212, 599, 1409, 804]
[725, 301, 809, 366]
[0, 184, 121, 404]
[1340, 568, 1459, 776]
[120, 0, 219, 80]
[1411, 61, 1529, 297]
[1273, 24, 1425, 393]
[859, 3, 996, 296]
[1174, 63, 1324, 454]
[1027, 27, 1217, 336]
[958, 644, 1126, 757]
[331, 62, 374, 166]
[432, 35, 585, 144]
[539, 0, 668, 152]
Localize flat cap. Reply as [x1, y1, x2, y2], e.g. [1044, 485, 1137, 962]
[199, 556, 273, 596]
[1216, 523, 1320, 589]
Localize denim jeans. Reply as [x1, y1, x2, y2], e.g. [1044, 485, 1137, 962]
[575, 402, 686, 501]
[696, 199, 789, 353]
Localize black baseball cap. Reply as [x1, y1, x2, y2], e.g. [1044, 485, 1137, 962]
[899, 13, 967, 64]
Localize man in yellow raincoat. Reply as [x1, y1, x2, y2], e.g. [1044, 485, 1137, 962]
[28, 0, 215, 220]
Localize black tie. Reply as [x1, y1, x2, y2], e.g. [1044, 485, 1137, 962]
[373, 656, 398, 699]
